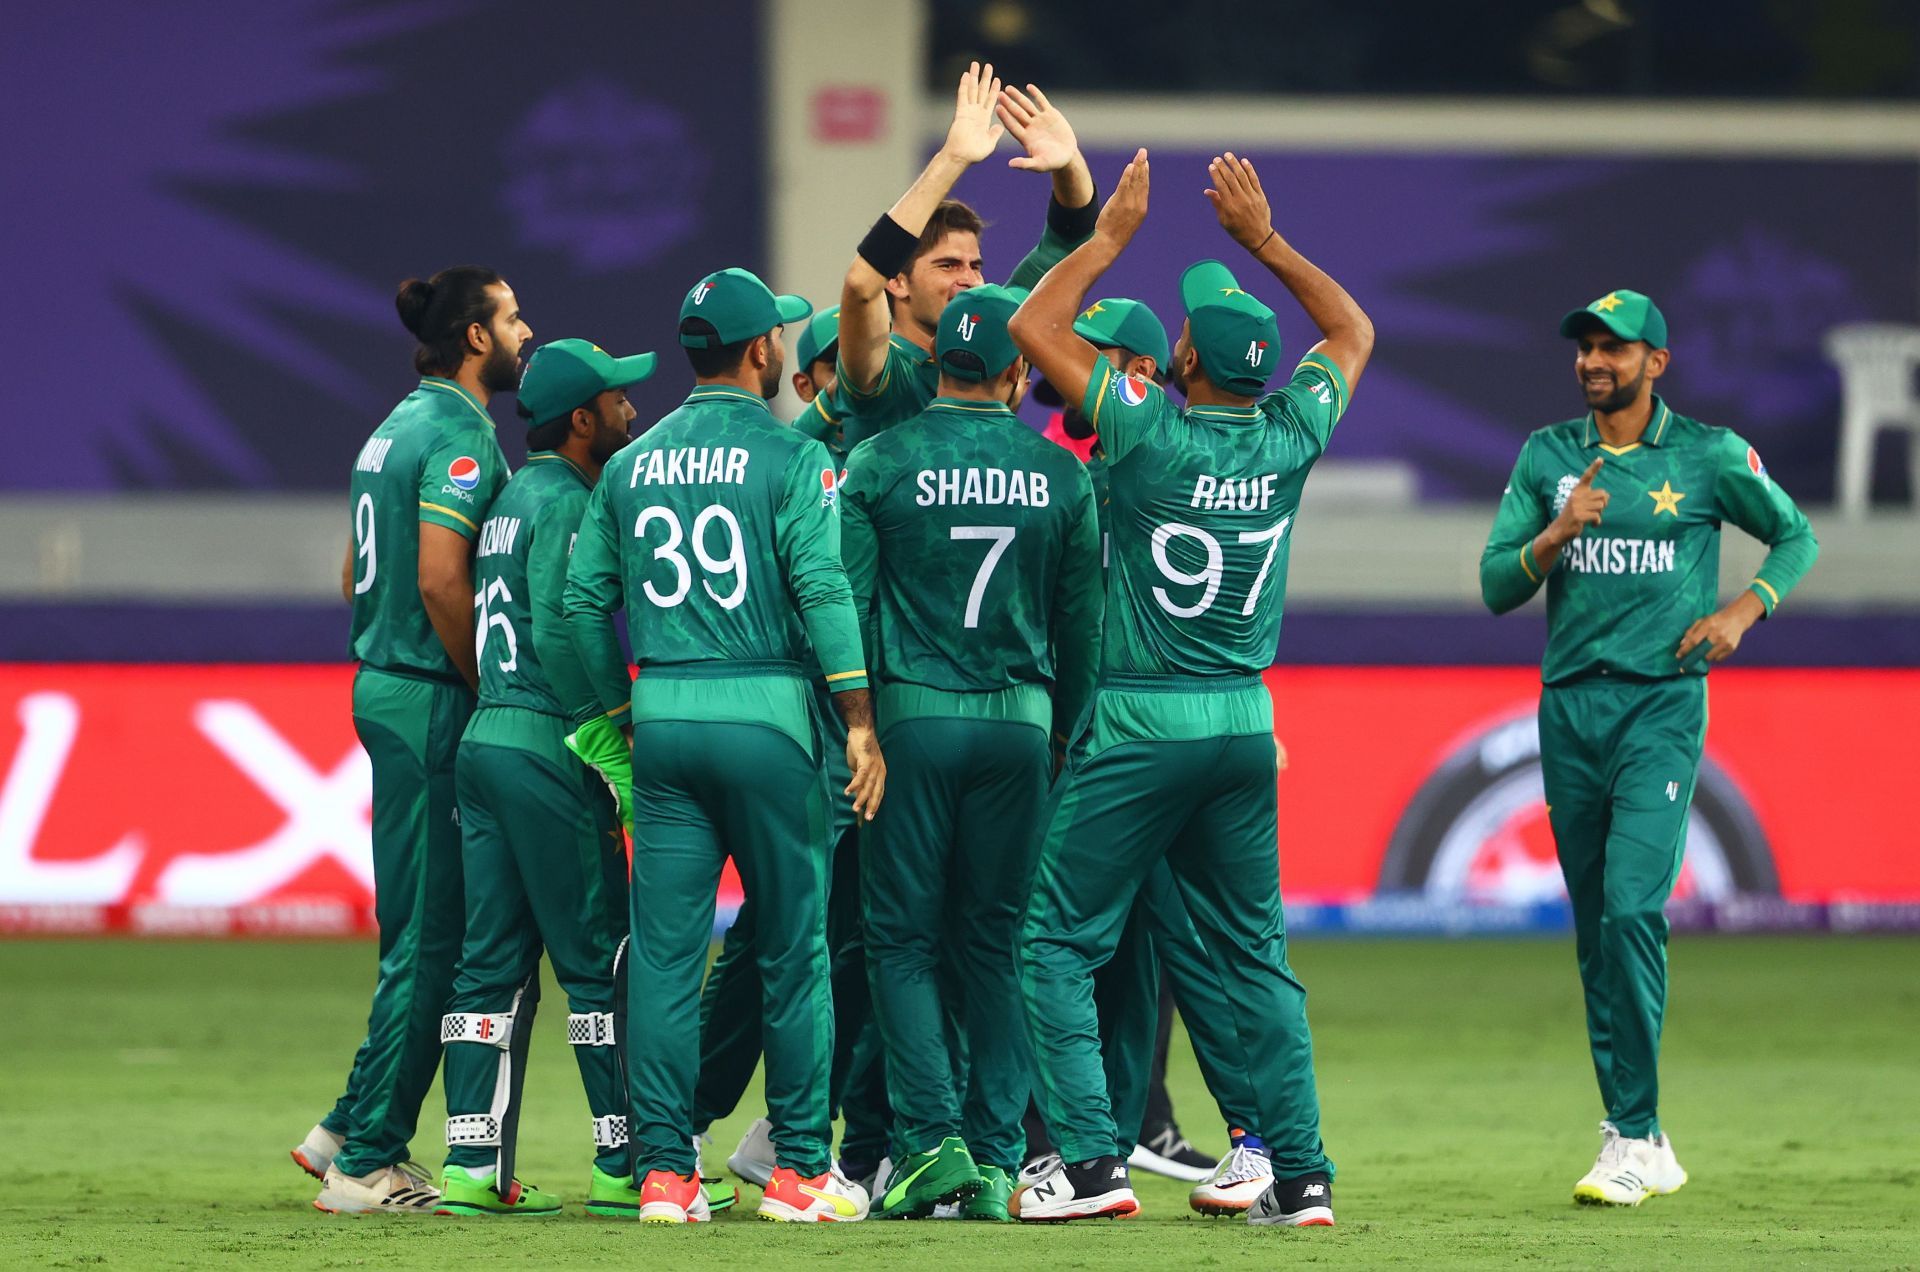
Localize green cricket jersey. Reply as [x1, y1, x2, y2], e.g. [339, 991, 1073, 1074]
[825, 216, 1095, 450]
[839, 397, 1104, 741]
[348, 377, 510, 680]
[1480, 396, 1818, 685]
[563, 384, 868, 757]
[471, 452, 600, 718]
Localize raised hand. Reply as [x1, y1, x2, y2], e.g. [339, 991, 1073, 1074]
[943, 61, 1005, 165]
[1204, 152, 1274, 252]
[997, 83, 1080, 173]
[1548, 458, 1610, 545]
[1094, 149, 1149, 245]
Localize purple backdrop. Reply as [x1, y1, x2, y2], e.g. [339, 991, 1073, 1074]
[5, 0, 764, 492]
[963, 147, 1920, 502]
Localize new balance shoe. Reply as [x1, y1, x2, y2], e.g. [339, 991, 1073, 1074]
[585, 1165, 641, 1219]
[1018, 1151, 1061, 1187]
[313, 1161, 441, 1215]
[1129, 1120, 1217, 1184]
[1247, 1172, 1334, 1227]
[1012, 1155, 1139, 1222]
[875, 1137, 984, 1219]
[1190, 1143, 1275, 1215]
[290, 1124, 344, 1180]
[757, 1165, 869, 1222]
[1573, 1122, 1688, 1206]
[637, 1169, 710, 1223]
[727, 1117, 776, 1188]
[962, 1164, 1015, 1222]
[433, 1164, 560, 1216]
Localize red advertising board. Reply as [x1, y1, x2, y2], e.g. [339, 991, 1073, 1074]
[0, 665, 1914, 934]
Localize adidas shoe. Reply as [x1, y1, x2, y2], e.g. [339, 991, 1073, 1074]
[290, 1124, 344, 1180]
[1129, 1120, 1217, 1184]
[1573, 1122, 1688, 1206]
[1190, 1143, 1274, 1215]
[1012, 1155, 1139, 1222]
[756, 1165, 869, 1222]
[637, 1169, 710, 1224]
[313, 1161, 441, 1215]
[1247, 1172, 1334, 1227]
[728, 1117, 776, 1188]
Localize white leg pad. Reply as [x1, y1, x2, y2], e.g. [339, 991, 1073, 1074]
[593, 1115, 628, 1149]
[569, 1012, 617, 1046]
[441, 1012, 514, 1048]
[447, 1114, 502, 1146]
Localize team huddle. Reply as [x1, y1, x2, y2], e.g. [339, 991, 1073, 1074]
[294, 64, 1817, 1229]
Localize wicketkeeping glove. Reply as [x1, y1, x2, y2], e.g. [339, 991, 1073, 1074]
[565, 713, 633, 835]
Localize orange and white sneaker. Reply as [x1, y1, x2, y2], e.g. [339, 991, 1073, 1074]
[637, 1169, 711, 1224]
[756, 1165, 870, 1222]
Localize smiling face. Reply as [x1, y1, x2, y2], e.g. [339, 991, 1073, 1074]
[1574, 325, 1667, 413]
[889, 229, 984, 333]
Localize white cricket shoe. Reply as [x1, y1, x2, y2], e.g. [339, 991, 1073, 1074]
[728, 1117, 776, 1188]
[290, 1124, 343, 1180]
[1190, 1143, 1275, 1215]
[1018, 1152, 1061, 1187]
[313, 1161, 441, 1214]
[1572, 1121, 1688, 1206]
[1013, 1155, 1139, 1222]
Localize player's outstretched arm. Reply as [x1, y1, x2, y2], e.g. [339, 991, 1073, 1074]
[1009, 149, 1149, 414]
[1207, 152, 1375, 392]
[418, 523, 480, 690]
[840, 60, 1004, 393]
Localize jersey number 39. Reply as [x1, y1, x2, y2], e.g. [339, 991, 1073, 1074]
[635, 505, 748, 610]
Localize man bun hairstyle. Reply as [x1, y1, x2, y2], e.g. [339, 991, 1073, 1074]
[395, 265, 504, 377]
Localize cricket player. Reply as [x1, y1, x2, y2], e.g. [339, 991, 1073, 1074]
[692, 301, 892, 1199]
[1479, 289, 1818, 1206]
[839, 284, 1103, 1221]
[304, 266, 527, 1215]
[832, 62, 1096, 450]
[563, 267, 885, 1224]
[1008, 151, 1373, 1227]
[429, 339, 653, 1218]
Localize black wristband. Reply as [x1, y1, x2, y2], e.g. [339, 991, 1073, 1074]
[857, 214, 919, 279]
[1047, 183, 1099, 240]
[1253, 227, 1277, 252]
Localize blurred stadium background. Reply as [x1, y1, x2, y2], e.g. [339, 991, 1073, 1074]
[3, 0, 1918, 939]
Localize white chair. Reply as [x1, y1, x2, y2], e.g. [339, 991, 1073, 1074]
[1823, 323, 1920, 518]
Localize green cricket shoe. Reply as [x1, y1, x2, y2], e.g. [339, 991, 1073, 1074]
[434, 1165, 561, 1216]
[703, 1178, 739, 1213]
[585, 1166, 641, 1219]
[875, 1137, 984, 1219]
[962, 1164, 1014, 1221]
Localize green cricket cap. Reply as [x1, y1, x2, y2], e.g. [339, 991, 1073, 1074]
[935, 284, 1029, 382]
[796, 304, 841, 369]
[1560, 289, 1668, 350]
[1073, 297, 1171, 368]
[678, 267, 812, 348]
[516, 338, 656, 429]
[1180, 260, 1281, 395]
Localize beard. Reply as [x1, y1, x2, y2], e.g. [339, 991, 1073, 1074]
[589, 418, 631, 464]
[479, 341, 522, 394]
[1583, 364, 1645, 412]
[760, 359, 783, 400]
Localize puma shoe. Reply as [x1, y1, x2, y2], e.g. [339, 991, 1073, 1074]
[756, 1165, 869, 1222]
[962, 1164, 1015, 1221]
[874, 1137, 983, 1220]
[1012, 1155, 1139, 1222]
[637, 1169, 710, 1224]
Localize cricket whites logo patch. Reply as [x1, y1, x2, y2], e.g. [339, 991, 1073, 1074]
[1553, 473, 1579, 515]
[1116, 373, 1148, 407]
[448, 456, 481, 491]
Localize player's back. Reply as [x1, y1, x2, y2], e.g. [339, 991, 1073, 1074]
[845, 398, 1097, 692]
[472, 455, 590, 713]
[348, 378, 507, 680]
[1088, 356, 1349, 677]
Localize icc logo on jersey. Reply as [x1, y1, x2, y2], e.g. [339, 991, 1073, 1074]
[1553, 473, 1578, 515]
[448, 456, 481, 491]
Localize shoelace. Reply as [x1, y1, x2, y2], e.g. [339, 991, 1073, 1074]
[1594, 1122, 1629, 1167]
[1023, 1153, 1062, 1182]
[1216, 1144, 1273, 1186]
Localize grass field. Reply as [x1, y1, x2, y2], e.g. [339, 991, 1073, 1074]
[3, 937, 1916, 1269]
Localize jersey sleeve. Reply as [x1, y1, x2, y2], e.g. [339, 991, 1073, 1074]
[836, 447, 883, 671]
[1714, 432, 1818, 615]
[1049, 462, 1105, 748]
[560, 478, 634, 720]
[416, 434, 494, 538]
[831, 339, 925, 428]
[791, 393, 846, 455]
[1258, 353, 1352, 455]
[1078, 361, 1170, 465]
[1479, 437, 1552, 615]
[529, 490, 600, 723]
[776, 440, 868, 692]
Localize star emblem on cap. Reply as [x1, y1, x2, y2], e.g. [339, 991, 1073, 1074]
[1593, 292, 1625, 313]
[1219, 287, 1248, 298]
[1648, 480, 1685, 516]
[1080, 302, 1108, 320]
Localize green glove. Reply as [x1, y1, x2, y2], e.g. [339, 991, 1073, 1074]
[565, 713, 634, 835]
